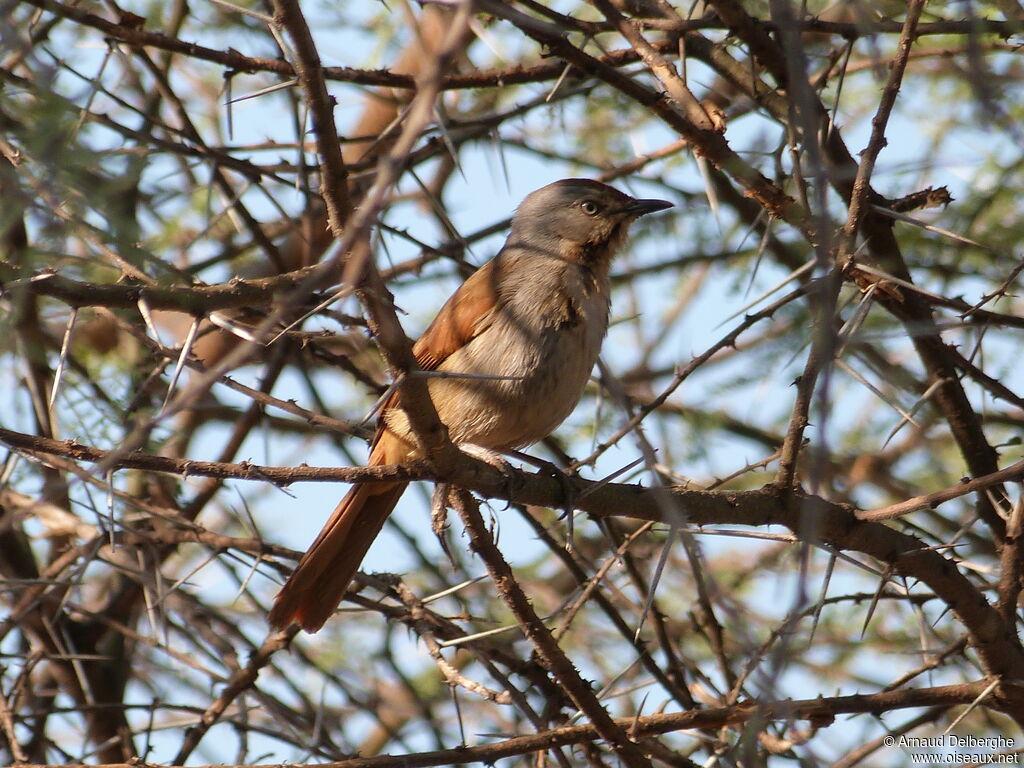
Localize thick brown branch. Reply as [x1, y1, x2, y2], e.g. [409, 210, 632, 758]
[0, 427, 423, 486]
[0, 261, 325, 311]
[270, 0, 350, 231]
[16, 0, 1024, 91]
[19, 680, 1013, 768]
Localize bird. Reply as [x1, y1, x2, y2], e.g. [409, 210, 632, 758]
[269, 178, 673, 632]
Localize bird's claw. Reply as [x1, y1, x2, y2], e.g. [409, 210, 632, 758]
[460, 444, 520, 509]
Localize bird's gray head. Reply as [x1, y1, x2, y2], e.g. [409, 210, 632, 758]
[509, 179, 672, 266]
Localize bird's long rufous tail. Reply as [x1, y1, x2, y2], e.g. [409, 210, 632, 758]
[268, 431, 411, 632]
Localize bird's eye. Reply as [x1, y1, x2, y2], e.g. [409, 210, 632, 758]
[580, 200, 599, 215]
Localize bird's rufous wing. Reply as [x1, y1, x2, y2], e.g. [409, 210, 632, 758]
[368, 258, 501, 451]
[412, 258, 500, 371]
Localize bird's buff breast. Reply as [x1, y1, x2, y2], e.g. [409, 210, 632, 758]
[388, 265, 609, 451]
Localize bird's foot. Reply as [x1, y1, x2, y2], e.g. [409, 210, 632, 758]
[459, 444, 521, 509]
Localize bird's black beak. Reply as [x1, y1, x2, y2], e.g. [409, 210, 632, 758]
[623, 197, 674, 217]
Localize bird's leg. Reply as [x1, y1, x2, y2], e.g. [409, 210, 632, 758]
[459, 443, 514, 472]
